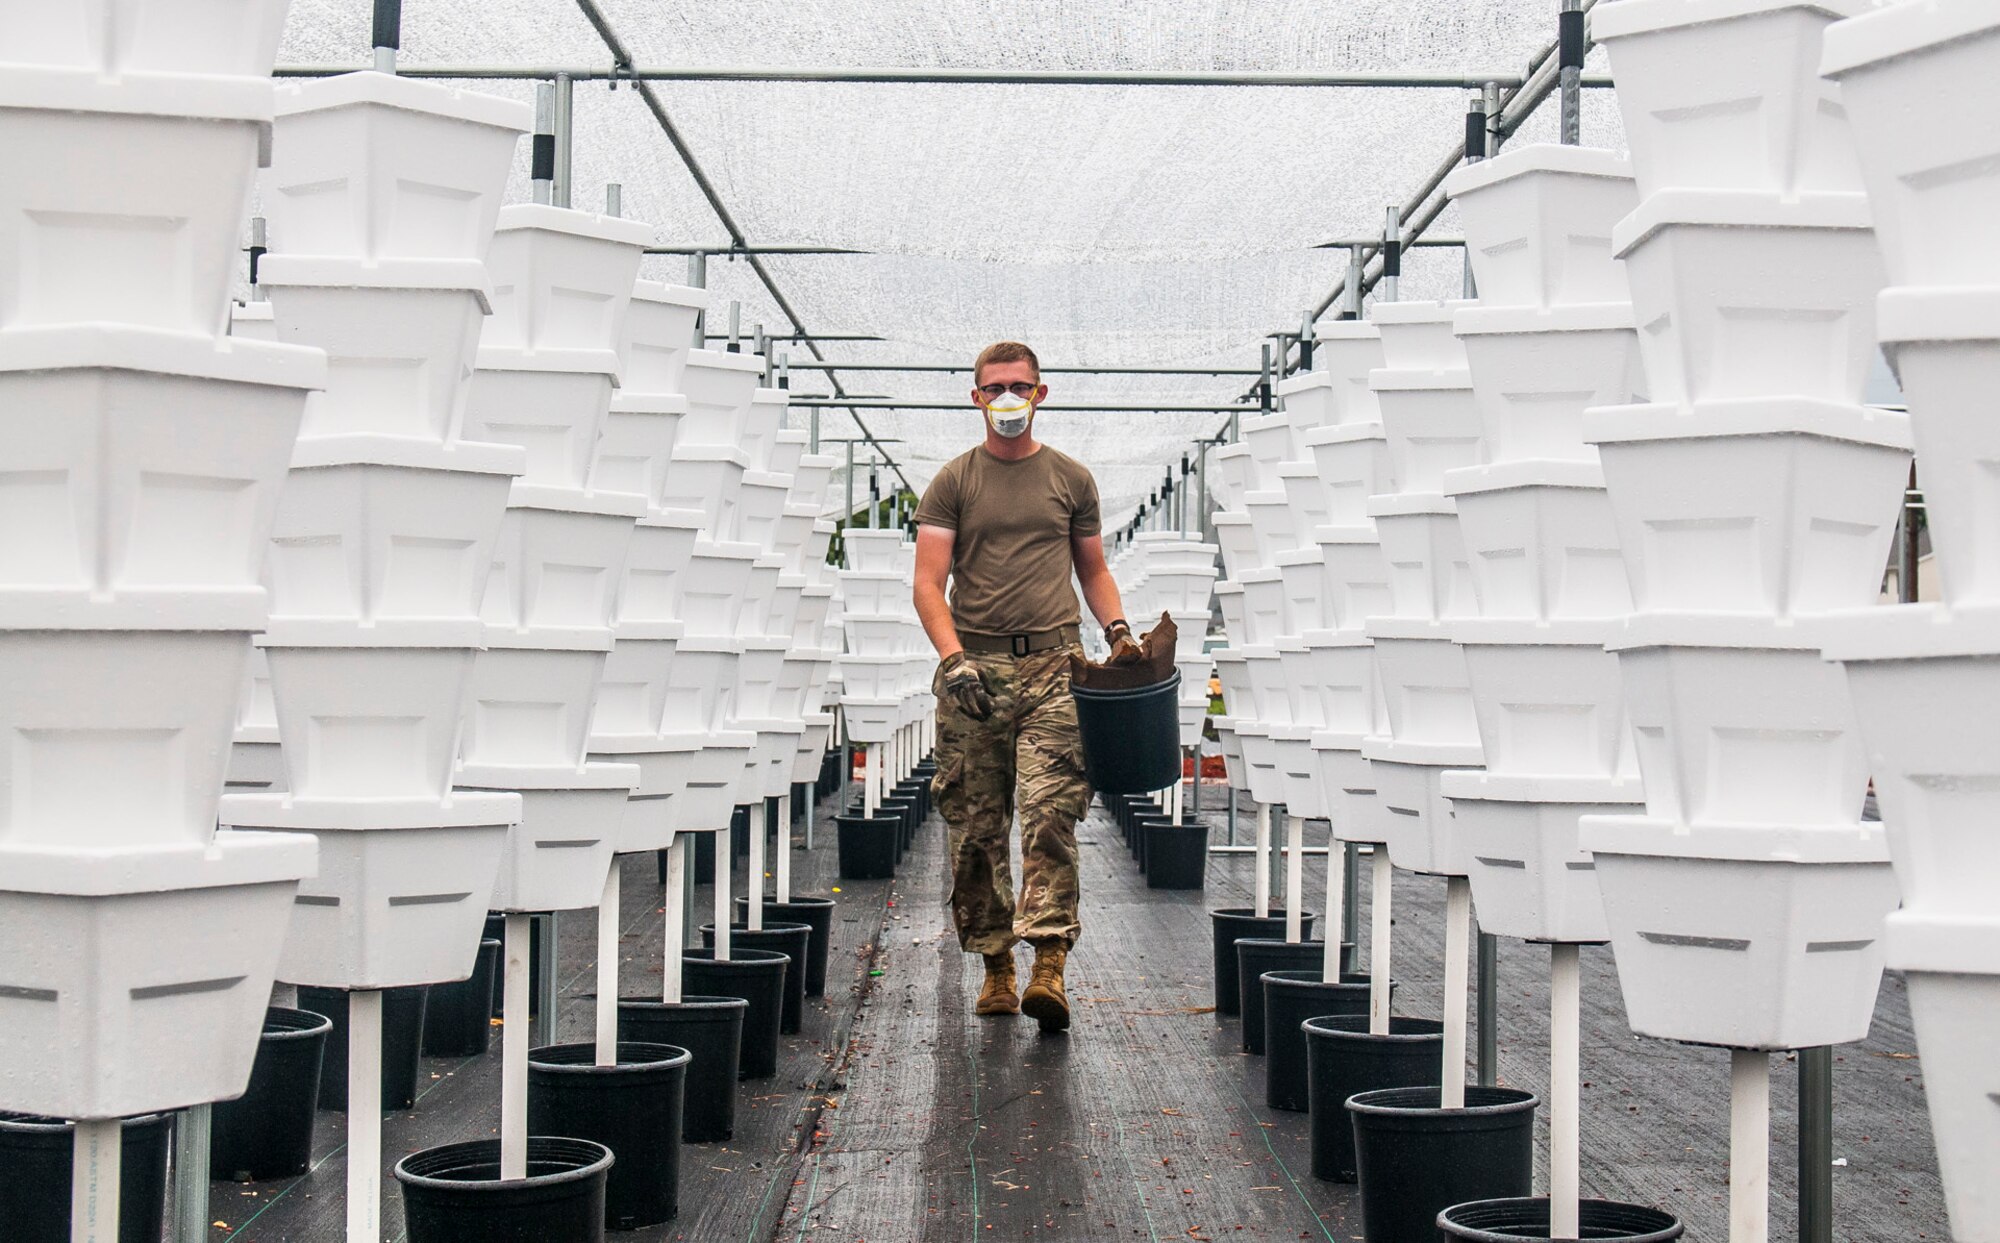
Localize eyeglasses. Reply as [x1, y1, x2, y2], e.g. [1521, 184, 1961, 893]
[976, 382, 1039, 399]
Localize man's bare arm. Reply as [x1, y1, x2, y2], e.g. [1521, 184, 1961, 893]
[913, 523, 962, 661]
[1070, 532, 1128, 633]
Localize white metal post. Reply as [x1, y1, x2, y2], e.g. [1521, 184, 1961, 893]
[1731, 1050, 1771, 1243]
[1550, 943, 1583, 1239]
[595, 864, 620, 1066]
[1369, 848, 1393, 1034]
[662, 835, 686, 1004]
[713, 826, 733, 960]
[1283, 810, 1304, 943]
[1441, 876, 1471, 1109]
[747, 798, 767, 932]
[776, 791, 793, 903]
[71, 1119, 122, 1243]
[1321, 836, 1346, 984]
[347, 989, 383, 1240]
[501, 914, 531, 1180]
[1252, 801, 1272, 914]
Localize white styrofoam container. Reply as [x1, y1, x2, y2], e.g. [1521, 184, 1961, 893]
[618, 280, 708, 393]
[1582, 813, 1896, 1049]
[660, 637, 739, 735]
[1274, 550, 1325, 637]
[268, 71, 528, 264]
[1242, 413, 1296, 488]
[481, 490, 643, 641]
[1238, 570, 1288, 648]
[229, 300, 277, 341]
[840, 697, 901, 744]
[1881, 912, 2000, 1243]
[1369, 300, 1473, 372]
[1245, 488, 1307, 568]
[1825, 3, 2000, 289]
[742, 389, 790, 473]
[1312, 733, 1383, 844]
[1216, 580, 1249, 646]
[1445, 461, 1631, 622]
[736, 470, 794, 556]
[267, 441, 518, 626]
[1272, 727, 1325, 819]
[0, 832, 315, 1119]
[1274, 372, 1337, 442]
[656, 732, 754, 832]
[1441, 770, 1642, 944]
[1365, 622, 1482, 751]
[843, 613, 919, 656]
[1311, 321, 1387, 427]
[1306, 423, 1396, 528]
[1364, 739, 1485, 876]
[0, 629, 251, 849]
[593, 393, 686, 509]
[1213, 648, 1253, 722]
[1370, 373, 1484, 494]
[1169, 611, 1212, 657]
[3, 0, 294, 77]
[1208, 512, 1255, 582]
[615, 509, 705, 627]
[461, 640, 610, 771]
[1612, 614, 1870, 827]
[1313, 528, 1394, 635]
[1614, 191, 1886, 407]
[1237, 723, 1287, 807]
[836, 567, 910, 619]
[1593, 0, 1869, 200]
[1587, 400, 1911, 617]
[582, 740, 681, 854]
[791, 456, 837, 514]
[590, 623, 682, 740]
[791, 712, 837, 784]
[793, 584, 836, 650]
[458, 767, 636, 913]
[1453, 305, 1643, 464]
[1877, 287, 2000, 608]
[1216, 719, 1248, 790]
[676, 348, 767, 447]
[769, 429, 809, 479]
[1303, 631, 1380, 738]
[0, 70, 268, 336]
[656, 445, 749, 539]
[0, 326, 320, 614]
[1277, 641, 1324, 729]
[262, 631, 475, 801]
[730, 637, 790, 722]
[1457, 618, 1634, 780]
[1213, 445, 1254, 510]
[261, 256, 489, 445]
[1444, 144, 1639, 309]
[460, 357, 618, 493]
[220, 792, 517, 989]
[1278, 461, 1333, 535]
[1370, 496, 1478, 623]
[480, 205, 653, 358]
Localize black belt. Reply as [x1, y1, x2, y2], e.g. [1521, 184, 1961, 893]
[958, 625, 1081, 657]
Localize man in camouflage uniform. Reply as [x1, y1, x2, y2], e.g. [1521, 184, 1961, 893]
[913, 341, 1140, 1032]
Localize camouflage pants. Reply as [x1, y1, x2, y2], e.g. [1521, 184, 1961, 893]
[931, 644, 1090, 954]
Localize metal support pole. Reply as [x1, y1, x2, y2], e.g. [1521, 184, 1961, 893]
[1442, 877, 1472, 1109]
[1344, 247, 1364, 319]
[1486, 81, 1504, 155]
[1341, 841, 1360, 950]
[530, 84, 555, 207]
[370, 0, 400, 74]
[1900, 463, 1921, 603]
[1382, 206, 1402, 303]
[1551, 943, 1583, 1239]
[347, 989, 383, 1242]
[170, 1105, 211, 1243]
[531, 912, 556, 1047]
[1258, 344, 1273, 415]
[605, 181, 621, 218]
[844, 441, 856, 526]
[248, 217, 266, 302]
[73, 1119, 123, 1243]
[1298, 311, 1315, 371]
[1464, 90, 1486, 300]
[1477, 929, 1498, 1086]
[1226, 785, 1237, 845]
[595, 864, 619, 1066]
[686, 251, 707, 346]
[1732, 1050, 1773, 1243]
[1799, 1047, 1834, 1243]
[551, 73, 574, 208]
[1559, 0, 1586, 146]
[501, 916, 531, 1181]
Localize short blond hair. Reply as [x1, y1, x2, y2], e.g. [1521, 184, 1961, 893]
[973, 341, 1040, 385]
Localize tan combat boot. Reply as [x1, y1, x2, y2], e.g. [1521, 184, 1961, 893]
[975, 952, 1019, 1016]
[1019, 943, 1070, 1032]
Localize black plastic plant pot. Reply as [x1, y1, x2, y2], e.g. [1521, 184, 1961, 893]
[836, 812, 898, 879]
[1131, 812, 1166, 873]
[735, 895, 836, 996]
[617, 998, 746, 1142]
[894, 777, 929, 816]
[528, 1041, 691, 1230]
[1144, 819, 1209, 889]
[1439, 1197, 1685, 1242]
[1347, 1085, 1537, 1243]
[209, 1006, 332, 1182]
[682, 948, 789, 1079]
[1261, 971, 1378, 1113]
[425, 937, 502, 1057]
[1237, 938, 1353, 1054]
[1071, 671, 1183, 794]
[700, 922, 811, 1033]
[299, 984, 430, 1111]
[0, 1112, 172, 1243]
[1303, 1015, 1444, 1183]
[878, 795, 916, 850]
[1208, 907, 1314, 1016]
[396, 1136, 612, 1243]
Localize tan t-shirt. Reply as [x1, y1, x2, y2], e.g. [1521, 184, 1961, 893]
[913, 444, 1102, 637]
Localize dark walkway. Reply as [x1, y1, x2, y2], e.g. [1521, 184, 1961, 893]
[212, 792, 1949, 1242]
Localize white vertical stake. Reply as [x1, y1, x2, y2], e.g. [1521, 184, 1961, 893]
[864, 746, 880, 817]
[1252, 802, 1272, 915]
[1550, 943, 1582, 1238]
[71, 1119, 121, 1243]
[713, 825, 733, 960]
[346, 989, 383, 1241]
[501, 914, 531, 1180]
[776, 792, 793, 903]
[1283, 811, 1304, 943]
[595, 864, 620, 1067]
[1730, 1049, 1771, 1243]
[1321, 834, 1346, 984]
[747, 801, 767, 932]
[662, 835, 686, 1004]
[1441, 876, 1471, 1109]
[1369, 848, 1392, 1034]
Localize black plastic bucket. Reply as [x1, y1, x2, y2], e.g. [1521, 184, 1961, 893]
[836, 812, 898, 879]
[876, 794, 916, 852]
[299, 984, 430, 1111]
[1071, 670, 1182, 794]
[682, 948, 789, 1079]
[0, 1112, 172, 1243]
[734, 895, 836, 996]
[1303, 1015, 1444, 1183]
[1237, 938, 1351, 1054]
[210, 1006, 332, 1181]
[396, 1136, 611, 1243]
[529, 1041, 690, 1230]
[1348, 1085, 1537, 1243]
[1260, 971, 1377, 1113]
[1439, 1197, 1685, 1241]
[700, 922, 811, 1033]
[617, 998, 746, 1142]
[425, 937, 502, 1057]
[1144, 819, 1208, 889]
[1208, 907, 1313, 1016]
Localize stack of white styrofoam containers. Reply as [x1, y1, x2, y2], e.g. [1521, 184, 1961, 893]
[790, 510, 842, 790]
[656, 344, 766, 836]
[730, 387, 807, 814]
[1231, 415, 1306, 817]
[840, 528, 916, 755]
[1298, 323, 1395, 856]
[448, 205, 655, 916]
[584, 280, 709, 858]
[220, 72, 536, 1000]
[1437, 144, 1648, 946]
[1580, 0, 1907, 1054]
[0, 7, 325, 1125]
[1820, 7, 2000, 1236]
[1360, 301, 1487, 878]
[1132, 532, 1221, 755]
[1207, 442, 1257, 792]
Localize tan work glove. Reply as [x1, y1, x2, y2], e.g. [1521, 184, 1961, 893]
[940, 651, 994, 721]
[1105, 619, 1144, 666]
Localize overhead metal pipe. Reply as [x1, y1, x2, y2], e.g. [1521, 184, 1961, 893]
[275, 63, 1616, 89]
[530, 83, 556, 206]
[371, 0, 401, 73]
